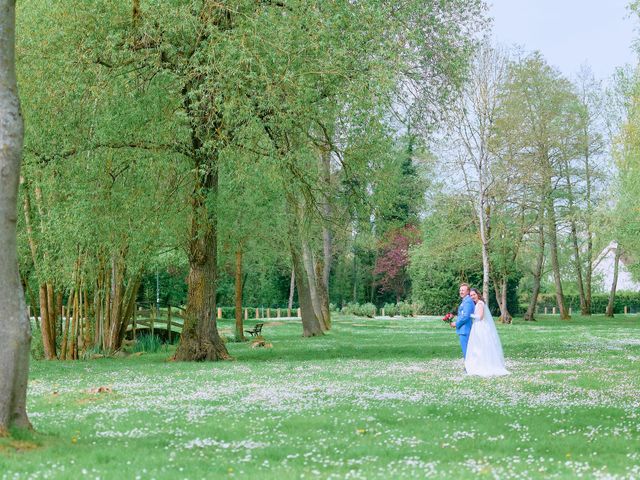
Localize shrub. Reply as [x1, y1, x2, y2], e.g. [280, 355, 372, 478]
[341, 302, 377, 317]
[397, 301, 413, 317]
[359, 303, 377, 317]
[411, 301, 426, 316]
[341, 302, 360, 316]
[134, 334, 162, 353]
[340, 303, 356, 316]
[384, 303, 398, 317]
[219, 306, 237, 319]
[81, 345, 106, 360]
[30, 325, 45, 360]
[531, 292, 640, 315]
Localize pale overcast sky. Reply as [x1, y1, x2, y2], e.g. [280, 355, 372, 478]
[489, 0, 638, 80]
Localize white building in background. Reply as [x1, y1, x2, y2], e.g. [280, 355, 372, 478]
[592, 241, 640, 292]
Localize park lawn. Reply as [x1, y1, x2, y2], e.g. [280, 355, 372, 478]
[1, 314, 640, 479]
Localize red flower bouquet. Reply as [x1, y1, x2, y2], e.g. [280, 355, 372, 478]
[442, 312, 455, 323]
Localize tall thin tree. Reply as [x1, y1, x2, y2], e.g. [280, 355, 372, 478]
[0, 0, 32, 435]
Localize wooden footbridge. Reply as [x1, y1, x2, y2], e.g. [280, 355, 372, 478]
[127, 306, 300, 340]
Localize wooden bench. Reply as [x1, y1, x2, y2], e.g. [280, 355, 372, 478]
[245, 323, 264, 337]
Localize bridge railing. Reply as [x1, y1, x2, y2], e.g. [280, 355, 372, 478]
[128, 305, 301, 338]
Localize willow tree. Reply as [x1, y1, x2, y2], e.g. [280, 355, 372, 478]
[82, 2, 239, 360]
[0, 0, 31, 434]
[92, 0, 485, 345]
[252, 0, 486, 331]
[16, 0, 189, 357]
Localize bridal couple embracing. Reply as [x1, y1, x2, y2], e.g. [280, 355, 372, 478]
[450, 283, 509, 377]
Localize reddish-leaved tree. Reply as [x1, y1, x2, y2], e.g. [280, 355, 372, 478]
[374, 225, 421, 302]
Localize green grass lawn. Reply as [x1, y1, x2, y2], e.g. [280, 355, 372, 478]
[2, 314, 640, 479]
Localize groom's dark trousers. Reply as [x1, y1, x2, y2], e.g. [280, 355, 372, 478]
[456, 294, 474, 358]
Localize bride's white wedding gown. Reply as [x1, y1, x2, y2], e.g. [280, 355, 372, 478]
[464, 301, 509, 377]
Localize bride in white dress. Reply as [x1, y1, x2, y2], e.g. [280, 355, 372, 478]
[464, 288, 509, 377]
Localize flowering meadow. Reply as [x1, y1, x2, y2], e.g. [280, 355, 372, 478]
[1, 315, 639, 479]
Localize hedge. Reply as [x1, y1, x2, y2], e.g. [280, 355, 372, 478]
[341, 302, 377, 317]
[524, 292, 640, 315]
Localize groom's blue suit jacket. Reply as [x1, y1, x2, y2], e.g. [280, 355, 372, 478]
[456, 295, 474, 336]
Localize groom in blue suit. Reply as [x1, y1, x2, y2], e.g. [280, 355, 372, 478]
[450, 283, 474, 358]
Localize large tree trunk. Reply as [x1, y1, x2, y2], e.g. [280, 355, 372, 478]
[499, 278, 511, 323]
[103, 274, 140, 352]
[287, 267, 295, 313]
[175, 161, 230, 360]
[582, 130, 595, 315]
[291, 242, 324, 336]
[302, 238, 325, 328]
[46, 282, 57, 346]
[564, 163, 587, 314]
[60, 289, 73, 360]
[524, 224, 545, 321]
[352, 244, 358, 303]
[100, 255, 141, 352]
[546, 195, 569, 319]
[320, 147, 332, 329]
[605, 244, 622, 318]
[31, 181, 58, 355]
[315, 260, 331, 330]
[492, 276, 512, 324]
[0, 0, 32, 433]
[21, 179, 56, 357]
[569, 219, 587, 314]
[478, 191, 491, 301]
[38, 283, 56, 359]
[585, 231, 593, 315]
[285, 193, 323, 336]
[234, 247, 245, 342]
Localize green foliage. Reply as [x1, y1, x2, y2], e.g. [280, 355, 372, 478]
[219, 307, 238, 320]
[16, 0, 189, 300]
[384, 301, 428, 317]
[139, 265, 189, 308]
[396, 301, 414, 317]
[30, 325, 45, 361]
[14, 0, 489, 331]
[532, 292, 640, 315]
[383, 303, 398, 317]
[341, 302, 377, 318]
[409, 195, 483, 315]
[133, 334, 163, 354]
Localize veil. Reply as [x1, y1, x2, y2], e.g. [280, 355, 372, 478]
[484, 302, 494, 324]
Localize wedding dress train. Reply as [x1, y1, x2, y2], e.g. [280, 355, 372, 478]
[464, 301, 509, 377]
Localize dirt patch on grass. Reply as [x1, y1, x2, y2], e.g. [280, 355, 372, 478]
[263, 321, 285, 327]
[0, 439, 41, 456]
[10, 440, 39, 452]
[250, 338, 273, 349]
